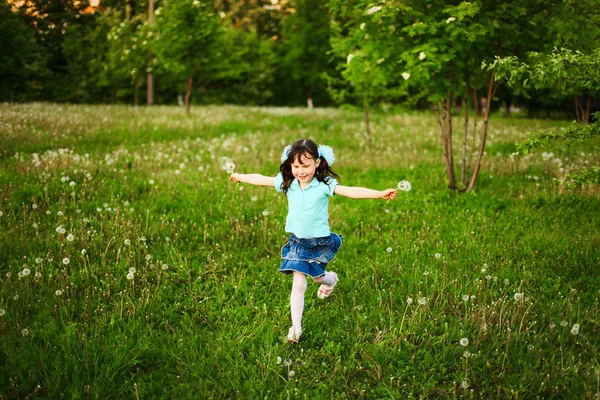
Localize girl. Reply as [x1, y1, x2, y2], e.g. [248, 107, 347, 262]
[230, 139, 398, 343]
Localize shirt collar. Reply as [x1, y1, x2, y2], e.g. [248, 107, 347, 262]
[291, 177, 320, 190]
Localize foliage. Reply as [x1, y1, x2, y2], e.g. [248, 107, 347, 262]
[0, 1, 49, 101]
[0, 104, 599, 398]
[281, 0, 334, 107]
[515, 112, 600, 186]
[105, 11, 157, 104]
[486, 48, 600, 99]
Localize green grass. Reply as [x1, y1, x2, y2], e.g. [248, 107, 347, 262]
[0, 103, 599, 399]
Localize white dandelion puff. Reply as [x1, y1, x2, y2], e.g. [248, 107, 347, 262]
[366, 5, 382, 15]
[386, 247, 393, 253]
[571, 324, 580, 335]
[513, 292, 524, 302]
[55, 290, 63, 296]
[397, 180, 411, 191]
[66, 234, 74, 242]
[62, 258, 70, 265]
[459, 338, 469, 347]
[126, 272, 135, 280]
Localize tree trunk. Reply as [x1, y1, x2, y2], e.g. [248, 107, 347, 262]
[146, 0, 154, 106]
[436, 92, 456, 190]
[306, 85, 313, 109]
[575, 97, 582, 123]
[467, 73, 496, 191]
[468, 86, 479, 175]
[185, 75, 193, 115]
[504, 93, 511, 118]
[585, 96, 591, 124]
[461, 86, 469, 187]
[134, 77, 139, 107]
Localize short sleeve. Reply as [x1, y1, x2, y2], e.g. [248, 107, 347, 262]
[274, 173, 284, 192]
[326, 177, 338, 197]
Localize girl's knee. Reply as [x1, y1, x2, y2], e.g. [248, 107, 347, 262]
[292, 273, 308, 292]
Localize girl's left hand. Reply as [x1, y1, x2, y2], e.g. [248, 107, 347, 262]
[382, 188, 398, 200]
[229, 173, 240, 183]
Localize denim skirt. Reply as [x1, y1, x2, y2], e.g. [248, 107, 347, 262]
[279, 233, 343, 278]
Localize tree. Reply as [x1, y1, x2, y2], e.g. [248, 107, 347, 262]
[0, 1, 49, 101]
[329, 1, 399, 145]
[281, 0, 334, 108]
[488, 49, 600, 187]
[330, 0, 550, 191]
[155, 0, 222, 114]
[106, 12, 157, 105]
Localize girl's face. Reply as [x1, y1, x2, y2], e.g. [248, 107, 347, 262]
[291, 153, 320, 185]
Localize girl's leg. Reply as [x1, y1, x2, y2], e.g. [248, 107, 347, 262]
[313, 271, 339, 299]
[313, 271, 337, 286]
[290, 272, 308, 329]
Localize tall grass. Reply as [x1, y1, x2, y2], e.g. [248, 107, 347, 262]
[0, 103, 599, 398]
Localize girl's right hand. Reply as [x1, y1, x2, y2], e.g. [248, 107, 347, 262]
[229, 173, 240, 183]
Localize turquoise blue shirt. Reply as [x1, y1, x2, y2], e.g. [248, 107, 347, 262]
[274, 173, 338, 238]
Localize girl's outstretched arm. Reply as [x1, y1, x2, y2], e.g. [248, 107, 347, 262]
[334, 185, 398, 200]
[230, 173, 275, 187]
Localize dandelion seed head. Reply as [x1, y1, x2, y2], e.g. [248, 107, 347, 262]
[67, 234, 74, 242]
[386, 247, 393, 253]
[434, 253, 441, 259]
[124, 239, 131, 246]
[22, 268, 30, 276]
[35, 258, 43, 264]
[0, 309, 4, 316]
[459, 338, 469, 347]
[560, 320, 568, 327]
[462, 294, 469, 302]
[126, 272, 135, 280]
[406, 297, 413, 305]
[55, 290, 63, 296]
[81, 249, 87, 255]
[417, 297, 427, 306]
[21, 328, 29, 337]
[162, 264, 169, 270]
[571, 324, 580, 335]
[145, 254, 152, 261]
[463, 350, 471, 358]
[62, 258, 70, 265]
[461, 380, 469, 389]
[513, 292, 524, 302]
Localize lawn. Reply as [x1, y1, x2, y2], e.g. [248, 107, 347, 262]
[0, 103, 599, 399]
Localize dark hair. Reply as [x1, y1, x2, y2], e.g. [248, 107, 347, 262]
[279, 139, 340, 194]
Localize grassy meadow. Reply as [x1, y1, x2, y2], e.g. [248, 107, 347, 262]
[0, 102, 599, 399]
